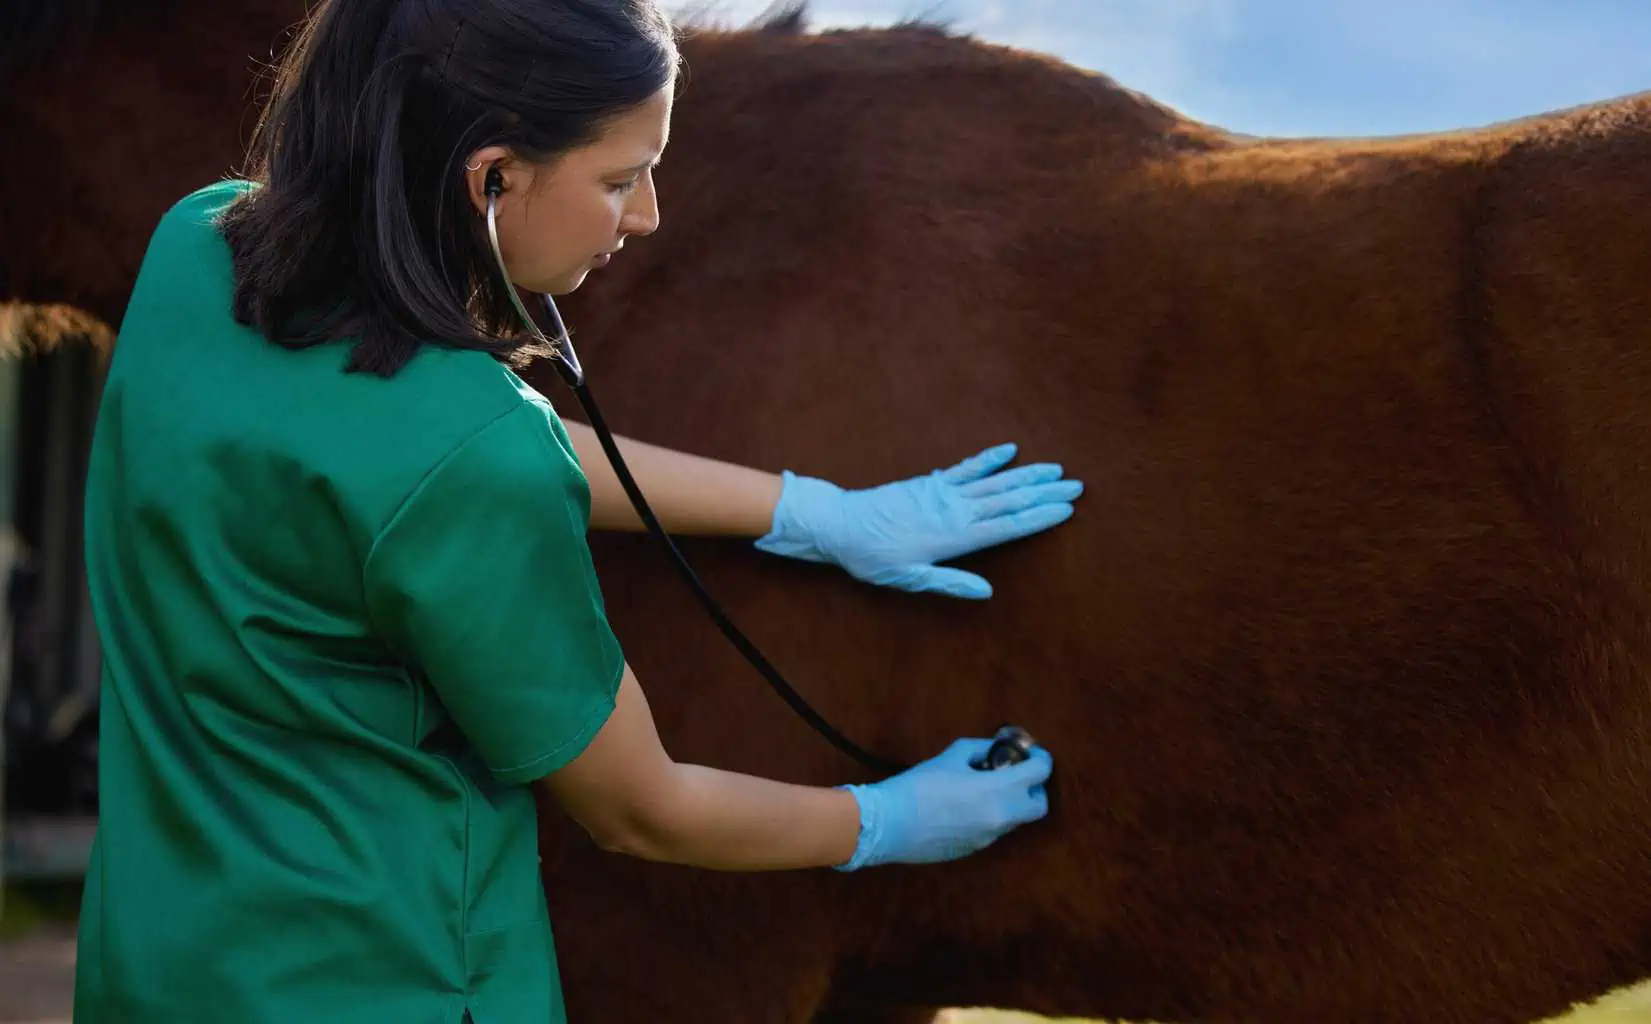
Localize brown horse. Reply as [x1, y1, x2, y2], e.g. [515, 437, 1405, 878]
[7, 4, 1651, 1023]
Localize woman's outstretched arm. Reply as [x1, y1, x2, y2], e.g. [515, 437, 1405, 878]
[563, 421, 1085, 600]
[564, 421, 784, 535]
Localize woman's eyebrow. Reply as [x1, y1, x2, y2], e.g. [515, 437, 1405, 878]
[611, 156, 662, 175]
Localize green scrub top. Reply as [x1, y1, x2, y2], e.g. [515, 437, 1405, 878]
[73, 180, 625, 1023]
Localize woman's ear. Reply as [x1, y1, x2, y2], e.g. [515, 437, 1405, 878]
[462, 145, 518, 215]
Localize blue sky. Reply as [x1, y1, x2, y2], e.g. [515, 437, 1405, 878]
[674, 1, 1651, 137]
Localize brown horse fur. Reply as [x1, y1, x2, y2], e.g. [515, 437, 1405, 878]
[0, 0, 307, 327]
[6, 3, 1651, 1022]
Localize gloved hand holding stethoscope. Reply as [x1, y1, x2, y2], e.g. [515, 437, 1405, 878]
[836, 729, 1053, 871]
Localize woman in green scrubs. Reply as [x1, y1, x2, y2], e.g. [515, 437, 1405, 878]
[73, 1, 1074, 1020]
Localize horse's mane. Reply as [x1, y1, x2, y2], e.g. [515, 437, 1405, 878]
[677, 1, 955, 40]
[754, 2, 808, 35]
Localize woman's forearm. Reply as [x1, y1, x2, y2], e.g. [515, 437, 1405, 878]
[541, 668, 862, 872]
[618, 765, 862, 871]
[563, 420, 784, 536]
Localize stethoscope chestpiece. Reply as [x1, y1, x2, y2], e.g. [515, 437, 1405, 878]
[970, 724, 1036, 771]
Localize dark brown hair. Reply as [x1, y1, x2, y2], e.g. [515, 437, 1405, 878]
[219, 0, 678, 375]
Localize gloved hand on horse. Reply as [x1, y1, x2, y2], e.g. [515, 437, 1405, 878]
[755, 443, 1083, 599]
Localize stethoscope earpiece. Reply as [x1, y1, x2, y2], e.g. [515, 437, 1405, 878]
[480, 165, 584, 388]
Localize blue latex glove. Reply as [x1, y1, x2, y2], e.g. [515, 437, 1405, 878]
[754, 443, 1083, 599]
[835, 738, 1054, 871]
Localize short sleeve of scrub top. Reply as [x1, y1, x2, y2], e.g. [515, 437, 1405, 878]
[364, 400, 626, 783]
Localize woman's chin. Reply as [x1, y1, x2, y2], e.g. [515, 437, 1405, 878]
[542, 270, 589, 296]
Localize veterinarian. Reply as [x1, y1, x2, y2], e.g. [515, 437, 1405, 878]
[74, 1, 1073, 1020]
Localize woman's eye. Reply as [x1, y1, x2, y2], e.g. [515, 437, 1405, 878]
[608, 178, 640, 195]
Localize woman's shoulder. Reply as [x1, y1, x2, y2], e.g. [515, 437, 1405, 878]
[128, 179, 258, 276]
[384, 346, 565, 447]
[348, 345, 563, 453]
[346, 355, 587, 537]
[178, 177, 259, 213]
[154, 178, 258, 236]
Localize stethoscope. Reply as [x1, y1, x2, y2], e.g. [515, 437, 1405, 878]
[481, 165, 1034, 776]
